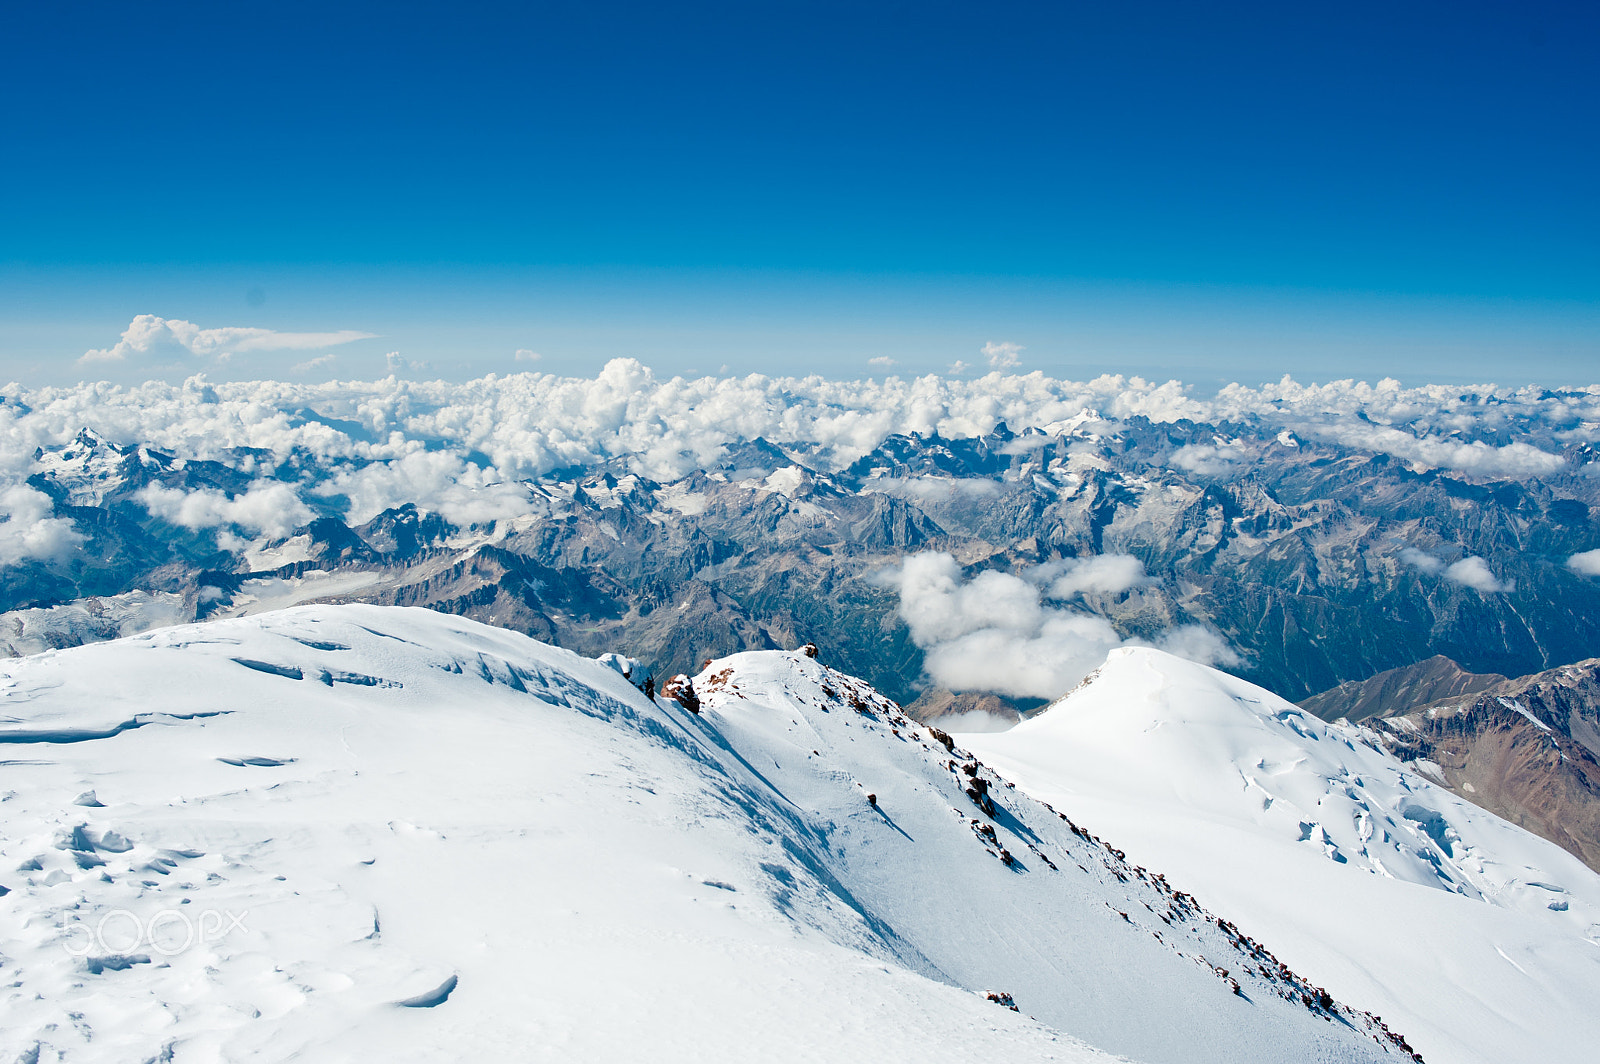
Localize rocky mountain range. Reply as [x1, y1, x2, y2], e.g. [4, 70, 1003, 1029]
[5, 412, 1598, 714]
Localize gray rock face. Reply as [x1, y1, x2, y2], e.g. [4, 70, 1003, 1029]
[4, 417, 1599, 713]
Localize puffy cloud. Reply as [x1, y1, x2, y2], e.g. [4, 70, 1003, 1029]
[1030, 554, 1151, 598]
[868, 356, 897, 369]
[982, 341, 1023, 371]
[886, 552, 1236, 699]
[3, 359, 1595, 575]
[82, 315, 372, 367]
[1170, 441, 1249, 478]
[385, 352, 433, 375]
[1303, 424, 1565, 479]
[1399, 547, 1446, 575]
[1399, 548, 1514, 592]
[1154, 624, 1241, 667]
[138, 482, 313, 540]
[326, 451, 532, 526]
[0, 484, 84, 568]
[514, 349, 542, 362]
[1443, 556, 1515, 593]
[1569, 550, 1600, 577]
[28, 358, 1591, 487]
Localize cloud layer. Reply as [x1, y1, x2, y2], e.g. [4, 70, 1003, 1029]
[3, 350, 1597, 572]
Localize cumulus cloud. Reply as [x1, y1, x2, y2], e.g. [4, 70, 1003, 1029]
[0, 484, 84, 568]
[19, 357, 1589, 488]
[948, 359, 971, 375]
[138, 482, 313, 540]
[82, 315, 372, 367]
[868, 356, 897, 370]
[1399, 547, 1446, 575]
[1170, 441, 1249, 478]
[1304, 424, 1565, 479]
[886, 552, 1236, 699]
[1443, 556, 1514, 593]
[515, 349, 542, 363]
[982, 341, 1023, 371]
[1030, 554, 1151, 598]
[1399, 548, 1514, 592]
[2, 359, 1595, 578]
[1569, 550, 1600, 577]
[385, 352, 433, 375]
[326, 451, 533, 526]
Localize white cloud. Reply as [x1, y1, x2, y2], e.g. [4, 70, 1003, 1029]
[1569, 549, 1600, 577]
[326, 451, 533, 526]
[886, 552, 1236, 699]
[386, 352, 433, 375]
[936, 709, 1019, 733]
[515, 349, 542, 363]
[1399, 547, 1446, 574]
[292, 354, 337, 374]
[1443, 556, 1514, 593]
[981, 341, 1023, 371]
[1305, 424, 1565, 479]
[1170, 441, 1248, 478]
[1154, 624, 1241, 667]
[81, 315, 373, 367]
[948, 360, 970, 375]
[1031, 554, 1151, 599]
[868, 357, 897, 370]
[1, 360, 1594, 580]
[0, 484, 84, 567]
[862, 476, 1005, 507]
[138, 482, 313, 540]
[24, 357, 1591, 488]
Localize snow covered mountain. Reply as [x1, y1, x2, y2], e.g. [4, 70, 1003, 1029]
[0, 605, 1414, 1063]
[961, 648, 1600, 1064]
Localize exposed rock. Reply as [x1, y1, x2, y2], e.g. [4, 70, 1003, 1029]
[1365, 658, 1600, 872]
[1300, 656, 1506, 723]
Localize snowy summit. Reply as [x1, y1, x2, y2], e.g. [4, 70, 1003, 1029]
[2, 606, 1420, 1063]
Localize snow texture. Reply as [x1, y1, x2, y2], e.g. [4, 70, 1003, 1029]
[0, 606, 1408, 1063]
[962, 647, 1600, 1064]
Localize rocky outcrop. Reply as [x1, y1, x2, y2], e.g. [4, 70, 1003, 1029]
[1300, 656, 1506, 723]
[1362, 659, 1600, 872]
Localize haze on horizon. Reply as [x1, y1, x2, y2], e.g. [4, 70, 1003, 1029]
[2, 1, 1595, 388]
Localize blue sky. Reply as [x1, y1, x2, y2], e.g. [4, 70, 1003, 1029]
[2, 1, 1596, 386]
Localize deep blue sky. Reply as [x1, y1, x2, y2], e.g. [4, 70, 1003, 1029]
[2, 1, 1596, 386]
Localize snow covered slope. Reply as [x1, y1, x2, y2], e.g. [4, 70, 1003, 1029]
[961, 647, 1600, 1064]
[0, 606, 1409, 1063]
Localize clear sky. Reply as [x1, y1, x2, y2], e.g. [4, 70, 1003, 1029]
[2, 1, 1596, 387]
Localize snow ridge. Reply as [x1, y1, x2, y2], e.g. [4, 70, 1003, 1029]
[0, 606, 1408, 1063]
